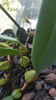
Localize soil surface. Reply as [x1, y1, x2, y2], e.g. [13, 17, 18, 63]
[0, 29, 56, 100]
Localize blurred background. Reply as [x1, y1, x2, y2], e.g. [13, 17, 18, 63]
[0, 0, 42, 32]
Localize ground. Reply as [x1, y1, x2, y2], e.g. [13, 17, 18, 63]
[0, 29, 56, 100]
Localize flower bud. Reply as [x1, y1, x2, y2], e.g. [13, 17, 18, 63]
[0, 42, 10, 48]
[0, 79, 7, 86]
[0, 61, 11, 71]
[20, 56, 30, 68]
[24, 70, 38, 83]
[19, 45, 28, 55]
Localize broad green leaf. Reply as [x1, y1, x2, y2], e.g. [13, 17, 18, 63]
[0, 48, 21, 57]
[0, 35, 21, 45]
[32, 0, 56, 73]
[2, 95, 13, 100]
[13, 6, 25, 36]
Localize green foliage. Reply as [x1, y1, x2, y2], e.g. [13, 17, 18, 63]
[0, 35, 21, 45]
[13, 6, 25, 36]
[12, 89, 22, 99]
[1, 0, 56, 99]
[0, 48, 21, 57]
[2, 96, 13, 100]
[32, 0, 56, 72]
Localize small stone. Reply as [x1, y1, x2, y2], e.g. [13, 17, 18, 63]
[28, 44, 32, 49]
[49, 88, 56, 97]
[45, 73, 56, 81]
[44, 83, 48, 90]
[53, 96, 56, 100]
[43, 96, 51, 100]
[35, 81, 44, 91]
[0, 87, 3, 93]
[22, 92, 35, 100]
[34, 94, 44, 100]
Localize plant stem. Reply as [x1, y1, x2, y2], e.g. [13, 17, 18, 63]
[0, 48, 22, 57]
[20, 82, 28, 91]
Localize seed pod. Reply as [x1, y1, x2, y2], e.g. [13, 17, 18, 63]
[12, 89, 22, 99]
[20, 56, 30, 68]
[24, 70, 38, 83]
[0, 79, 7, 86]
[0, 42, 10, 48]
[19, 45, 28, 55]
[0, 61, 11, 71]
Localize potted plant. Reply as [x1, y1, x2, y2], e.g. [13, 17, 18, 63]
[0, 0, 56, 99]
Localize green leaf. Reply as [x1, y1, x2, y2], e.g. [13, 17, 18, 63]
[13, 6, 25, 36]
[0, 35, 21, 45]
[0, 48, 21, 57]
[12, 89, 22, 99]
[32, 0, 56, 73]
[2, 95, 13, 100]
